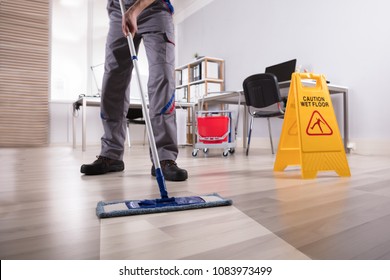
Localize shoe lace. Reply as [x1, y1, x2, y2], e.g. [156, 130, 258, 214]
[161, 160, 176, 167]
[96, 156, 111, 162]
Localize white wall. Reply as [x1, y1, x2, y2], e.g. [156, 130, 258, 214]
[176, 0, 390, 155]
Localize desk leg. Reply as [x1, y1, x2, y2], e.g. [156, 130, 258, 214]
[82, 97, 86, 152]
[243, 105, 248, 149]
[343, 89, 350, 153]
[72, 105, 76, 149]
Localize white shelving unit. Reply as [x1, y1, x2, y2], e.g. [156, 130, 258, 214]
[175, 56, 225, 103]
[175, 57, 225, 144]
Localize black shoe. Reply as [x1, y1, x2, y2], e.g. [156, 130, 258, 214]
[80, 156, 124, 175]
[151, 160, 188, 181]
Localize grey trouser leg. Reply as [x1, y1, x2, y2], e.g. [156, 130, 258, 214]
[100, 0, 177, 162]
[143, 31, 178, 162]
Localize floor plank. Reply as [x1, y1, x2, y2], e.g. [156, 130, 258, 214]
[1, 145, 390, 259]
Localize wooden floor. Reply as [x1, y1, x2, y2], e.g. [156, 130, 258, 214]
[1, 144, 390, 260]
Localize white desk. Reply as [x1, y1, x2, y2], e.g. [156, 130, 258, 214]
[72, 97, 138, 151]
[200, 81, 350, 153]
[72, 97, 196, 151]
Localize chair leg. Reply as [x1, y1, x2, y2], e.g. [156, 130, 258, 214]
[246, 116, 254, 156]
[267, 118, 274, 154]
[126, 122, 131, 148]
[143, 125, 146, 146]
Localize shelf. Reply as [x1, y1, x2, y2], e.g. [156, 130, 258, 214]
[187, 79, 224, 86]
[176, 56, 224, 70]
[175, 84, 188, 89]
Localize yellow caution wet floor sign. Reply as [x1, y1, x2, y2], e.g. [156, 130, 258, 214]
[273, 73, 351, 179]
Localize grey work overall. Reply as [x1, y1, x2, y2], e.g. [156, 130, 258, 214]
[100, 0, 177, 162]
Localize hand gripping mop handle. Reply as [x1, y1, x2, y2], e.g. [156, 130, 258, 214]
[119, 0, 168, 199]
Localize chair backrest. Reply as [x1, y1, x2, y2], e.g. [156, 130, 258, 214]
[126, 108, 143, 120]
[243, 73, 282, 109]
[126, 108, 145, 124]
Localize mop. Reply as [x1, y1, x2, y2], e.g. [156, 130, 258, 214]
[96, 0, 232, 218]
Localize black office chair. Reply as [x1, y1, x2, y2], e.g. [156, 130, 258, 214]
[126, 108, 146, 147]
[243, 73, 285, 155]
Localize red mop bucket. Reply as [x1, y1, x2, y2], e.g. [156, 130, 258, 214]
[197, 115, 230, 144]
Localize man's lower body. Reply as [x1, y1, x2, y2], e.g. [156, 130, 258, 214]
[81, 0, 187, 181]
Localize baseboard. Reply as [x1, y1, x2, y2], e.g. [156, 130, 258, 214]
[235, 137, 278, 151]
[348, 139, 390, 156]
[242, 137, 390, 156]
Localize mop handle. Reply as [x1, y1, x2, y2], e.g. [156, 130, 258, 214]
[119, 0, 168, 199]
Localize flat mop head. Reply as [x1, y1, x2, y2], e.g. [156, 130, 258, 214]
[96, 193, 232, 218]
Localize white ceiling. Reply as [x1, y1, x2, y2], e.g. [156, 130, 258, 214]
[172, 0, 215, 23]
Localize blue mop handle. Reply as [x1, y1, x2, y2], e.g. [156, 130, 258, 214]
[119, 0, 168, 199]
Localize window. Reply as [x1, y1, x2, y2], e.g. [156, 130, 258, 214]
[51, 0, 148, 101]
